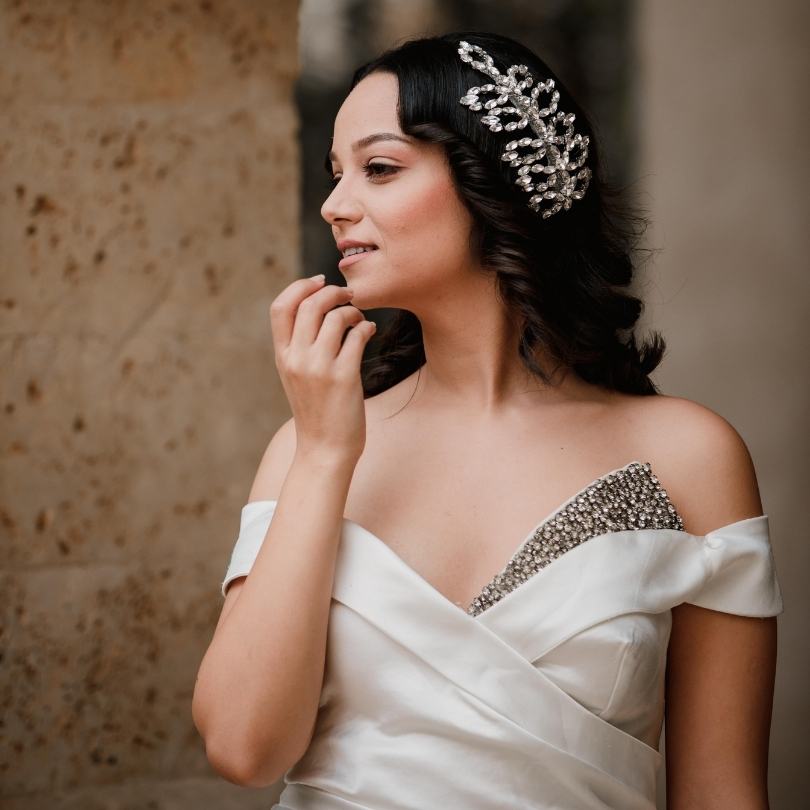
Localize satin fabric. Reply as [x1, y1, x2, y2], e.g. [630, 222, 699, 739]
[222, 500, 784, 809]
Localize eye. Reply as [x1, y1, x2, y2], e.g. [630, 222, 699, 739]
[329, 162, 399, 187]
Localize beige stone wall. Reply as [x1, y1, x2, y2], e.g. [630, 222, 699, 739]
[637, 1, 809, 806]
[1, 1, 298, 805]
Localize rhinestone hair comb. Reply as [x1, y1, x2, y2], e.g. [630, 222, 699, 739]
[457, 39, 592, 219]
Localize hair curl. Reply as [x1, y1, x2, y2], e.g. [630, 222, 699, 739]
[328, 31, 666, 399]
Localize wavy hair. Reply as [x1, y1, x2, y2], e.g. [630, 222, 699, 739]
[327, 31, 666, 398]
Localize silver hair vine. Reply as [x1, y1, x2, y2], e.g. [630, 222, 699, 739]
[457, 39, 591, 219]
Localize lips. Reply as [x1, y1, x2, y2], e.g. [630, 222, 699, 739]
[337, 239, 378, 254]
[342, 246, 377, 258]
[338, 246, 378, 270]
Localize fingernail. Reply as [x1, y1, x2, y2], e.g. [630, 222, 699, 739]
[310, 273, 325, 282]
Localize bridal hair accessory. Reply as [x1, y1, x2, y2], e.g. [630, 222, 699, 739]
[457, 39, 591, 219]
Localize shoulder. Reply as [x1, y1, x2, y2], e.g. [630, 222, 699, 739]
[246, 416, 298, 502]
[624, 393, 764, 535]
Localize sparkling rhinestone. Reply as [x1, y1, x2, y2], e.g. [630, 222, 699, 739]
[466, 462, 685, 616]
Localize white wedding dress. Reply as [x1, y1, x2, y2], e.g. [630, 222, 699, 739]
[221, 461, 784, 809]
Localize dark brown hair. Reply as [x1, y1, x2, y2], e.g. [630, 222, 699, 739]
[326, 31, 666, 398]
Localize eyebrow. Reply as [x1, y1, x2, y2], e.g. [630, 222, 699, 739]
[326, 132, 413, 166]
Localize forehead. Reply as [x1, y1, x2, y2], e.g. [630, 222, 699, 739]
[329, 72, 404, 159]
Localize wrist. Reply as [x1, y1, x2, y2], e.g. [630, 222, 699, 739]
[293, 445, 359, 475]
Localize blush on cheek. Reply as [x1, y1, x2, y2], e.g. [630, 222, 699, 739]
[400, 175, 467, 240]
[381, 166, 475, 288]
[420, 175, 461, 224]
[415, 180, 473, 259]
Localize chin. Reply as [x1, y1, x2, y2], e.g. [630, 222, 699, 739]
[348, 287, 385, 311]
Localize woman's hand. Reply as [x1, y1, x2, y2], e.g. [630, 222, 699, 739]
[269, 275, 376, 465]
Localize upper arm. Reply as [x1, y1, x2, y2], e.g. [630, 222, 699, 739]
[247, 415, 298, 503]
[655, 398, 777, 807]
[218, 416, 298, 614]
[665, 603, 777, 808]
[195, 417, 300, 740]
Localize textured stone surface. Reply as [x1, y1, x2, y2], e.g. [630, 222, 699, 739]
[1, 0, 298, 802]
[637, 3, 808, 808]
[1, 777, 280, 810]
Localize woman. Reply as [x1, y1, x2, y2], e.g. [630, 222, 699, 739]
[192, 32, 783, 809]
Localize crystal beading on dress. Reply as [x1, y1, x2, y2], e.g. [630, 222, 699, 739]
[467, 461, 684, 616]
[457, 39, 592, 219]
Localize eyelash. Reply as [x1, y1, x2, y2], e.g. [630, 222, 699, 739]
[329, 162, 398, 186]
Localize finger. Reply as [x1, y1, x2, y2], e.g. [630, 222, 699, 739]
[289, 284, 355, 351]
[312, 305, 366, 359]
[335, 318, 377, 372]
[269, 275, 326, 354]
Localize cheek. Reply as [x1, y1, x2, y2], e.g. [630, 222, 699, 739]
[383, 175, 472, 272]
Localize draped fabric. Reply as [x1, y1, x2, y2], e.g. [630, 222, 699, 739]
[221, 472, 783, 809]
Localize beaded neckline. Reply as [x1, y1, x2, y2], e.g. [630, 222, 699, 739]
[466, 460, 684, 616]
[240, 460, 685, 618]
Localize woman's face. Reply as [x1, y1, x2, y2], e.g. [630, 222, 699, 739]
[321, 71, 479, 310]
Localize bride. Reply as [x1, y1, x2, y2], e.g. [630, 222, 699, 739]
[192, 31, 783, 809]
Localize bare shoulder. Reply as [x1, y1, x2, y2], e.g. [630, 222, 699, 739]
[649, 394, 778, 801]
[246, 415, 298, 503]
[623, 393, 764, 535]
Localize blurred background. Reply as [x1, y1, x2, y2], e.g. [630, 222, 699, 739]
[1, 1, 807, 807]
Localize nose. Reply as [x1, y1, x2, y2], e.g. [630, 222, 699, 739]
[320, 178, 363, 226]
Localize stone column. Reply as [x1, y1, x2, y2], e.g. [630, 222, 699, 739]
[1, 1, 299, 806]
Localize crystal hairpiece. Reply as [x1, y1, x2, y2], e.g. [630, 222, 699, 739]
[457, 39, 591, 219]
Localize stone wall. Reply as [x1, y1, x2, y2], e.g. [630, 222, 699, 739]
[637, 2, 808, 806]
[1, 1, 299, 805]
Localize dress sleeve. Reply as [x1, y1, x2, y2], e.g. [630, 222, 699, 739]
[221, 500, 278, 597]
[685, 514, 784, 617]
